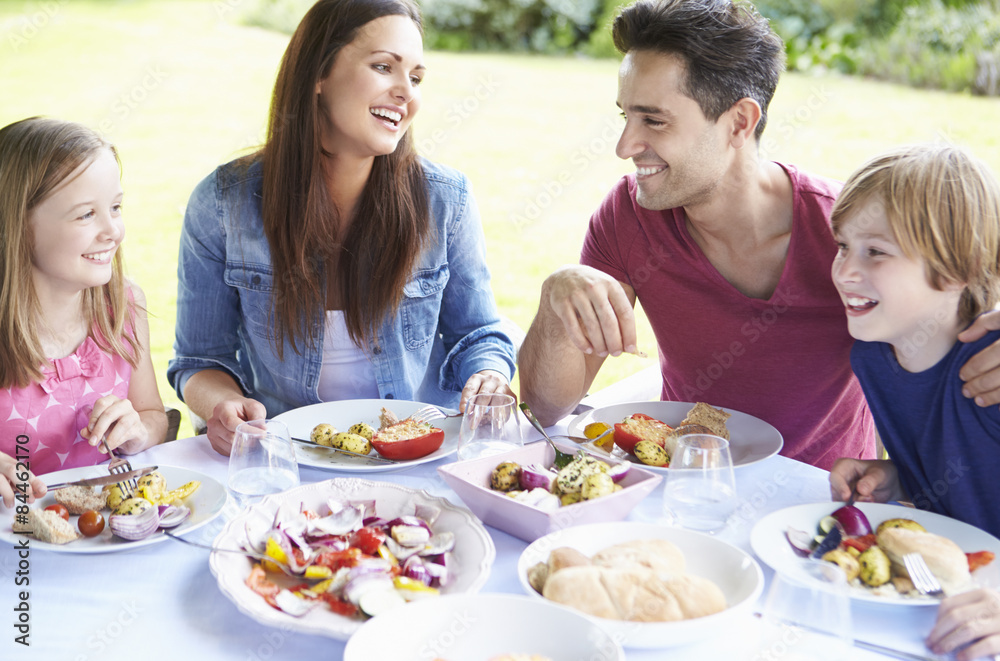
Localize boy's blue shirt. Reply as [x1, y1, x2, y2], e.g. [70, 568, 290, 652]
[850, 326, 1000, 537]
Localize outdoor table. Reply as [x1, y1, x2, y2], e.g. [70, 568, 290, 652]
[3, 371, 943, 660]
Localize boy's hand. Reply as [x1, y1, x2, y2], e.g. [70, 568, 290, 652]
[829, 458, 903, 503]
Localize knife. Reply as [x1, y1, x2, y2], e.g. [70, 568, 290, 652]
[290, 437, 394, 464]
[754, 613, 939, 661]
[46, 465, 158, 491]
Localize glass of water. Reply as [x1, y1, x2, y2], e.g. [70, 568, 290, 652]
[757, 559, 853, 660]
[661, 433, 737, 534]
[456, 393, 522, 461]
[227, 419, 300, 509]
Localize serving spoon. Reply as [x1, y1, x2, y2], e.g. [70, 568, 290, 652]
[518, 402, 577, 469]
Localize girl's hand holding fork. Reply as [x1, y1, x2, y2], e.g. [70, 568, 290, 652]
[81, 395, 150, 455]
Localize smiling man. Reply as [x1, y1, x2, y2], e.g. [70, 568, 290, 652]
[517, 0, 1000, 470]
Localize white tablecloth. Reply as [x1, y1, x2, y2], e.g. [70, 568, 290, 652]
[1, 377, 944, 660]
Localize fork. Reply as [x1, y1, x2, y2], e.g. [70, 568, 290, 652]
[406, 404, 463, 425]
[102, 437, 138, 497]
[162, 531, 300, 577]
[904, 552, 946, 598]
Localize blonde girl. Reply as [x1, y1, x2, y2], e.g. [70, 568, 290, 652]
[0, 117, 166, 508]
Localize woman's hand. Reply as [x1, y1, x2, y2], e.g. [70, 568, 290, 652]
[81, 395, 149, 454]
[0, 452, 45, 509]
[459, 370, 516, 412]
[205, 397, 268, 456]
[927, 588, 1000, 660]
[829, 458, 904, 503]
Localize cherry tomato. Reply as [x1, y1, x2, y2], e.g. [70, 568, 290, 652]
[44, 504, 69, 521]
[78, 510, 105, 537]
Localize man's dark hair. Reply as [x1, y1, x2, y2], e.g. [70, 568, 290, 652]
[613, 0, 785, 140]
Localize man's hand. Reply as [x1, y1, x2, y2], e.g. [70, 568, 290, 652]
[206, 397, 268, 456]
[546, 265, 638, 358]
[958, 310, 1000, 406]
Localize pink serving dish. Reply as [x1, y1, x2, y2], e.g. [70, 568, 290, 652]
[437, 439, 662, 542]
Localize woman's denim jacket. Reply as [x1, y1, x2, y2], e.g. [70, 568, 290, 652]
[167, 157, 517, 416]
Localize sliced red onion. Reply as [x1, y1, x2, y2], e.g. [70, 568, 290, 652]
[413, 503, 442, 526]
[832, 505, 872, 536]
[109, 506, 160, 540]
[156, 505, 191, 529]
[423, 552, 452, 587]
[342, 573, 395, 605]
[311, 501, 365, 536]
[786, 526, 816, 557]
[608, 461, 630, 483]
[519, 464, 556, 491]
[274, 590, 320, 617]
[420, 531, 455, 556]
[402, 556, 432, 586]
[385, 536, 422, 560]
[386, 516, 433, 535]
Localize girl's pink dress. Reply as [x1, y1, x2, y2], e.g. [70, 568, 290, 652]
[0, 335, 132, 476]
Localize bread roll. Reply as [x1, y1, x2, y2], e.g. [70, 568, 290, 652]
[877, 527, 971, 594]
[592, 538, 685, 575]
[542, 565, 726, 622]
[680, 403, 731, 441]
[54, 485, 106, 514]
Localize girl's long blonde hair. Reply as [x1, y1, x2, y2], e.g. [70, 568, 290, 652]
[0, 117, 139, 389]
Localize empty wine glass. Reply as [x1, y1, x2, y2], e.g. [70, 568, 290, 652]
[661, 433, 737, 534]
[457, 393, 522, 461]
[758, 559, 853, 661]
[227, 419, 300, 509]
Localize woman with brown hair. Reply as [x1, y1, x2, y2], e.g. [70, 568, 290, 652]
[167, 0, 517, 455]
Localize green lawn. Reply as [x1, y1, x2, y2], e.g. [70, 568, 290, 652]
[3, 1, 999, 438]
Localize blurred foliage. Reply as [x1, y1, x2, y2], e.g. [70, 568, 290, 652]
[237, 0, 1000, 95]
[420, 0, 602, 52]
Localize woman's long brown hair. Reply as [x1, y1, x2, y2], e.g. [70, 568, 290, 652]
[260, 0, 428, 357]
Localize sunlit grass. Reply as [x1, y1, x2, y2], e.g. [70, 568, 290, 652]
[2, 1, 998, 438]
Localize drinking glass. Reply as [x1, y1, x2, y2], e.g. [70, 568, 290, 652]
[661, 433, 737, 533]
[757, 559, 853, 661]
[456, 393, 522, 461]
[227, 419, 300, 509]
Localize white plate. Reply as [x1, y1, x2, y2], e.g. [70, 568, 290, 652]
[567, 400, 783, 470]
[750, 502, 1000, 605]
[344, 593, 625, 661]
[517, 521, 764, 648]
[209, 478, 495, 641]
[273, 399, 460, 472]
[0, 464, 227, 554]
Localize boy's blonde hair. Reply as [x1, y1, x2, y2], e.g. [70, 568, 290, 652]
[831, 143, 1000, 326]
[0, 117, 139, 389]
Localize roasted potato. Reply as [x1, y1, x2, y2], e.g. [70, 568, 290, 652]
[348, 422, 375, 441]
[822, 548, 861, 582]
[311, 423, 337, 446]
[633, 440, 668, 467]
[876, 518, 926, 535]
[332, 432, 372, 455]
[581, 473, 615, 501]
[491, 462, 522, 492]
[858, 546, 892, 587]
